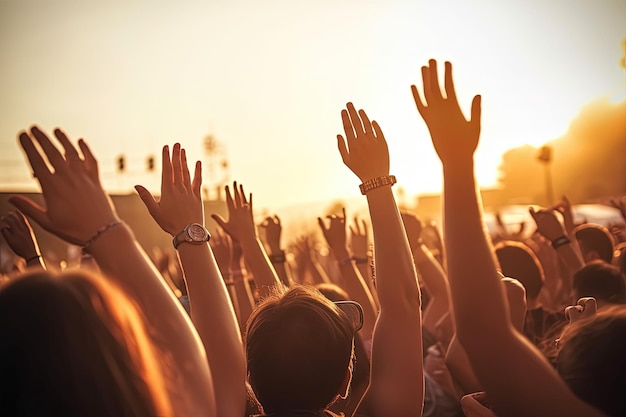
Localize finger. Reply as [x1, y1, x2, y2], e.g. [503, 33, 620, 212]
[224, 185, 235, 212]
[426, 59, 444, 102]
[470, 95, 482, 132]
[358, 109, 373, 135]
[341, 207, 346, 221]
[191, 161, 202, 196]
[211, 214, 229, 234]
[18, 131, 52, 186]
[172, 143, 183, 185]
[77, 139, 100, 182]
[181, 148, 192, 188]
[421, 65, 434, 105]
[232, 181, 242, 207]
[443, 61, 458, 102]
[135, 185, 161, 221]
[161, 145, 172, 189]
[528, 206, 538, 221]
[337, 135, 350, 165]
[248, 192, 253, 211]
[349, 225, 356, 236]
[8, 195, 51, 233]
[53, 128, 81, 160]
[372, 121, 386, 143]
[273, 215, 280, 225]
[341, 109, 356, 143]
[239, 183, 248, 205]
[317, 217, 327, 232]
[347, 102, 365, 137]
[30, 126, 67, 171]
[411, 84, 427, 117]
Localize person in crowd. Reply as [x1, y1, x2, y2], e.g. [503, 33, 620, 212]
[574, 223, 615, 264]
[3, 127, 219, 416]
[412, 58, 608, 416]
[572, 260, 626, 308]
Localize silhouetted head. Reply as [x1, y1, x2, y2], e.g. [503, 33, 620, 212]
[574, 223, 615, 263]
[0, 270, 169, 417]
[572, 260, 626, 306]
[557, 305, 626, 417]
[495, 241, 544, 300]
[245, 285, 356, 414]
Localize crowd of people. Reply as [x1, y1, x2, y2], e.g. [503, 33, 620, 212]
[1, 59, 625, 417]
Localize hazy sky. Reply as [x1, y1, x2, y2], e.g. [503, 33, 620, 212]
[1, 0, 624, 210]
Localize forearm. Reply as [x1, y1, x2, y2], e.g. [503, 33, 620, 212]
[364, 186, 424, 417]
[230, 270, 255, 330]
[239, 237, 283, 298]
[414, 244, 450, 333]
[88, 223, 216, 412]
[177, 243, 246, 417]
[442, 162, 511, 343]
[332, 247, 377, 342]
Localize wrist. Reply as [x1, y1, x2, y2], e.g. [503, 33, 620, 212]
[269, 250, 286, 263]
[551, 235, 571, 249]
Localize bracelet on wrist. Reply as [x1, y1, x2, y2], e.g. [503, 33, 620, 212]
[352, 256, 368, 265]
[551, 235, 571, 249]
[339, 257, 353, 266]
[359, 175, 397, 195]
[83, 221, 122, 253]
[25, 254, 41, 263]
[269, 250, 286, 263]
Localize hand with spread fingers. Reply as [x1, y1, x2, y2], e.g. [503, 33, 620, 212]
[9, 126, 119, 246]
[412, 60, 481, 165]
[1, 210, 43, 265]
[211, 182, 257, 243]
[318, 208, 348, 253]
[349, 215, 369, 260]
[337, 102, 390, 183]
[529, 206, 567, 242]
[259, 215, 282, 255]
[136, 143, 204, 236]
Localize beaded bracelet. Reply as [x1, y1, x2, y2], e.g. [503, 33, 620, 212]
[83, 221, 122, 253]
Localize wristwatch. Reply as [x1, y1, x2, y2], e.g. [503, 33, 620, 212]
[172, 223, 211, 249]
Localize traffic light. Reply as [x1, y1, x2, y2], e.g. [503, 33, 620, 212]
[116, 155, 125, 173]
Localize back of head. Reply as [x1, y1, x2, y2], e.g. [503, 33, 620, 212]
[557, 305, 626, 417]
[495, 241, 544, 300]
[572, 260, 626, 306]
[0, 270, 169, 417]
[245, 285, 354, 414]
[574, 223, 615, 263]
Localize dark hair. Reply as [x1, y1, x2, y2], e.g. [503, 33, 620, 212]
[572, 260, 626, 305]
[557, 305, 626, 417]
[574, 224, 615, 263]
[0, 271, 170, 417]
[245, 285, 354, 414]
[495, 241, 544, 299]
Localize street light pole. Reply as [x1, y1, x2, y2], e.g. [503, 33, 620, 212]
[537, 145, 554, 206]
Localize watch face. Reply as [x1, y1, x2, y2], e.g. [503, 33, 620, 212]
[187, 223, 209, 242]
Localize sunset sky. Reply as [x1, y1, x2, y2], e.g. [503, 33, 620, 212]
[1, 0, 624, 211]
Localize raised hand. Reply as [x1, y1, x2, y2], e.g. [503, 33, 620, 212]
[318, 207, 348, 253]
[0, 210, 42, 264]
[136, 143, 203, 235]
[10, 126, 119, 246]
[259, 215, 282, 255]
[210, 228, 232, 275]
[529, 206, 567, 241]
[564, 297, 597, 323]
[400, 211, 424, 253]
[412, 60, 481, 165]
[550, 195, 575, 236]
[349, 216, 369, 260]
[211, 182, 256, 243]
[337, 102, 390, 182]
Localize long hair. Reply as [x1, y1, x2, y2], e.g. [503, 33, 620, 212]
[0, 270, 171, 417]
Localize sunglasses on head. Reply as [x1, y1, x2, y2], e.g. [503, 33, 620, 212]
[334, 301, 364, 333]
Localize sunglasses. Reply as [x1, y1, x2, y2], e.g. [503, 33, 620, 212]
[334, 301, 364, 333]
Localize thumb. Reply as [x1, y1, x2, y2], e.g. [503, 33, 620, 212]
[135, 185, 161, 221]
[9, 195, 50, 231]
